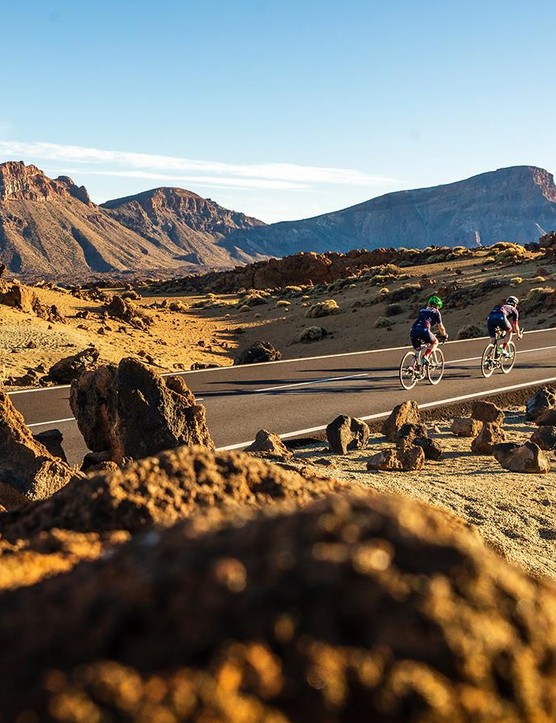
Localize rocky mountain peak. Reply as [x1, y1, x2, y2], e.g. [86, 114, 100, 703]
[0, 161, 90, 204]
[102, 186, 264, 236]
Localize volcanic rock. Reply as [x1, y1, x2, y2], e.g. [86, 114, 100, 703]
[32, 429, 67, 463]
[106, 295, 152, 330]
[234, 341, 282, 365]
[412, 436, 443, 460]
[326, 415, 370, 454]
[47, 347, 101, 384]
[296, 326, 328, 342]
[0, 446, 347, 542]
[3, 492, 554, 720]
[70, 359, 213, 463]
[493, 441, 551, 474]
[243, 430, 292, 460]
[381, 400, 421, 442]
[471, 422, 507, 455]
[530, 426, 556, 451]
[526, 387, 556, 421]
[534, 408, 556, 426]
[0, 391, 82, 509]
[367, 444, 425, 471]
[395, 422, 429, 445]
[471, 400, 504, 425]
[450, 417, 481, 437]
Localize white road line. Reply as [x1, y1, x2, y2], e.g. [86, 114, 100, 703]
[253, 372, 369, 393]
[216, 373, 556, 451]
[28, 417, 76, 428]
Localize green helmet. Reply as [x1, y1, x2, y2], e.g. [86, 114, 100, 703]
[427, 295, 443, 309]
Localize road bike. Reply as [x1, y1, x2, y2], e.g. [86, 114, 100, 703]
[399, 337, 446, 390]
[480, 328, 523, 378]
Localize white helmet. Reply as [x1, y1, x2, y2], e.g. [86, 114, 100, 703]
[506, 296, 519, 306]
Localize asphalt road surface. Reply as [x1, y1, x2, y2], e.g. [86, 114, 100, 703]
[10, 328, 556, 466]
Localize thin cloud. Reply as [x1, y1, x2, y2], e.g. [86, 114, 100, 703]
[0, 140, 397, 188]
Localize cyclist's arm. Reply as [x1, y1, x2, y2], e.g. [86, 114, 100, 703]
[437, 322, 447, 336]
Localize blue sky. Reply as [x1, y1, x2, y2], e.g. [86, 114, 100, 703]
[1, 0, 555, 222]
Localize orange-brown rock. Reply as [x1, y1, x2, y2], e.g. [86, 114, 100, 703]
[471, 422, 507, 455]
[1, 492, 556, 721]
[0, 391, 82, 509]
[381, 400, 421, 442]
[70, 358, 213, 463]
[0, 446, 347, 542]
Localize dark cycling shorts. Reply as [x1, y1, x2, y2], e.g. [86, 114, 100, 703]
[411, 328, 435, 350]
[487, 313, 511, 338]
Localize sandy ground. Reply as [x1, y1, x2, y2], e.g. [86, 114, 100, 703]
[289, 411, 556, 583]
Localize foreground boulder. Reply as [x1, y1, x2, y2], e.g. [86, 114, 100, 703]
[526, 386, 556, 421]
[0, 446, 347, 542]
[381, 400, 421, 442]
[534, 408, 556, 426]
[326, 415, 370, 454]
[0, 391, 82, 509]
[493, 441, 551, 474]
[1, 492, 556, 721]
[70, 358, 213, 463]
[234, 340, 282, 365]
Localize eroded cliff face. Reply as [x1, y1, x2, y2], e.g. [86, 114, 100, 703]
[220, 166, 556, 257]
[0, 162, 90, 204]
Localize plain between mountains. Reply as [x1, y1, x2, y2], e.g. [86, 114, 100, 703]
[8, 328, 556, 466]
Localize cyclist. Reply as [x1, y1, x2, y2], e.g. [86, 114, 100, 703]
[487, 296, 521, 356]
[410, 295, 448, 364]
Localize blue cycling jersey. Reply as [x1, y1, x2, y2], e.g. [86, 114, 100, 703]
[412, 307, 442, 330]
[489, 304, 518, 322]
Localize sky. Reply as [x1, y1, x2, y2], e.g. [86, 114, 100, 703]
[1, 0, 555, 223]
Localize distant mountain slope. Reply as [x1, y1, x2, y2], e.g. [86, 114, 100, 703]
[0, 162, 264, 277]
[101, 187, 266, 267]
[220, 166, 556, 257]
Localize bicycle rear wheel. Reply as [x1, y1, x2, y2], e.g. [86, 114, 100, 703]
[399, 351, 418, 390]
[480, 343, 496, 378]
[500, 341, 516, 374]
[426, 348, 444, 385]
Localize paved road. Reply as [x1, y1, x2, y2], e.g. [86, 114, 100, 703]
[10, 328, 556, 466]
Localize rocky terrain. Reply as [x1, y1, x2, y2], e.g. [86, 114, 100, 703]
[0, 162, 264, 277]
[0, 241, 555, 718]
[220, 166, 556, 256]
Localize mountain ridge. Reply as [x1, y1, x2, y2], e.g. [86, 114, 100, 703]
[220, 165, 556, 257]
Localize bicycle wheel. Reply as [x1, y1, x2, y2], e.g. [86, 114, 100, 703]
[500, 341, 516, 374]
[399, 351, 418, 390]
[426, 348, 444, 385]
[480, 343, 496, 378]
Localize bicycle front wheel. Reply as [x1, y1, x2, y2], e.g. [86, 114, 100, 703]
[426, 348, 444, 385]
[501, 341, 516, 374]
[480, 343, 496, 378]
[399, 351, 418, 390]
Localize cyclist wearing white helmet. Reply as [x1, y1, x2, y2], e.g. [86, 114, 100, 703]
[410, 295, 448, 362]
[487, 296, 521, 356]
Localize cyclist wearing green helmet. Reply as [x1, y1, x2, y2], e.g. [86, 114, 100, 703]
[410, 295, 448, 360]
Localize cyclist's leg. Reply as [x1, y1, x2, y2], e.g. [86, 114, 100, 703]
[487, 315, 499, 345]
[500, 320, 513, 351]
[422, 330, 437, 359]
